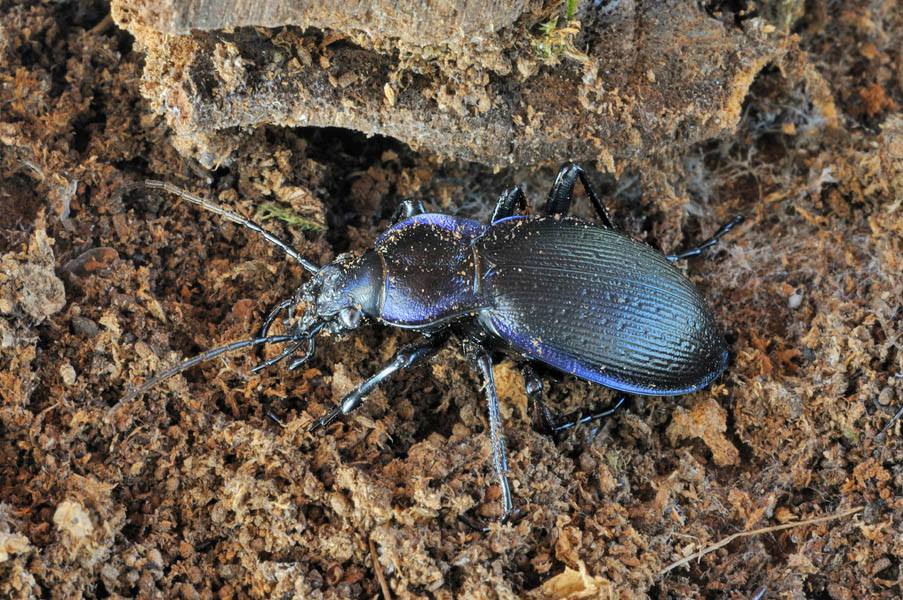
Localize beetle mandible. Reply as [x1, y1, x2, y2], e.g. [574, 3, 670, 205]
[110, 163, 743, 523]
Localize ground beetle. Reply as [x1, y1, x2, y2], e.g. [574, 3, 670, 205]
[110, 164, 742, 523]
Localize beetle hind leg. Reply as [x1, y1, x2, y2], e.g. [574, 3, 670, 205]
[522, 365, 558, 437]
[550, 396, 626, 433]
[523, 365, 625, 436]
[665, 215, 744, 261]
[463, 341, 516, 523]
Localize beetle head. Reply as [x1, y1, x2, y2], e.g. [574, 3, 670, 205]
[295, 250, 382, 336]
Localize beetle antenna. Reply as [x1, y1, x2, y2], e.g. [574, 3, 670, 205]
[106, 333, 295, 423]
[140, 180, 320, 274]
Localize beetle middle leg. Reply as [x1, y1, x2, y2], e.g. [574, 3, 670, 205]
[309, 333, 447, 432]
[463, 340, 516, 523]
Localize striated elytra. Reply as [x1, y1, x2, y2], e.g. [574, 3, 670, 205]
[113, 163, 742, 525]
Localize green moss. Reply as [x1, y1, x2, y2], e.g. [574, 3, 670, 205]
[255, 202, 325, 232]
[530, 16, 587, 62]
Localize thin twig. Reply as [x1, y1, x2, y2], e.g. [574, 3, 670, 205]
[89, 14, 113, 36]
[660, 506, 865, 576]
[370, 535, 392, 600]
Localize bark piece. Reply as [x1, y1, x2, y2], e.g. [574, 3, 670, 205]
[113, 0, 789, 168]
[113, 0, 536, 46]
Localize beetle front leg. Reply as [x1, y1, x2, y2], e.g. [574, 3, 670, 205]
[309, 335, 446, 432]
[464, 341, 515, 522]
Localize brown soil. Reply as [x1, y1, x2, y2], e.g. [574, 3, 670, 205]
[1, 1, 902, 599]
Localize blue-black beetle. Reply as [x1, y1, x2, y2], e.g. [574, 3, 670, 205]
[111, 164, 742, 523]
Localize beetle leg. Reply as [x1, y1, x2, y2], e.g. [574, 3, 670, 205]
[490, 186, 527, 223]
[464, 341, 515, 522]
[665, 215, 744, 261]
[309, 335, 446, 433]
[522, 365, 625, 437]
[545, 164, 579, 215]
[549, 396, 626, 433]
[545, 163, 617, 229]
[521, 365, 556, 436]
[107, 333, 296, 423]
[259, 297, 294, 337]
[391, 199, 426, 224]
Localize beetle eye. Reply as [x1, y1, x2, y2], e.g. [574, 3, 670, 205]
[338, 307, 361, 329]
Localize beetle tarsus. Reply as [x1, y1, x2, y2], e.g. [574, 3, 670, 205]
[550, 396, 626, 433]
[288, 342, 316, 370]
[266, 411, 285, 428]
[309, 405, 343, 433]
[456, 512, 490, 533]
[457, 504, 525, 533]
